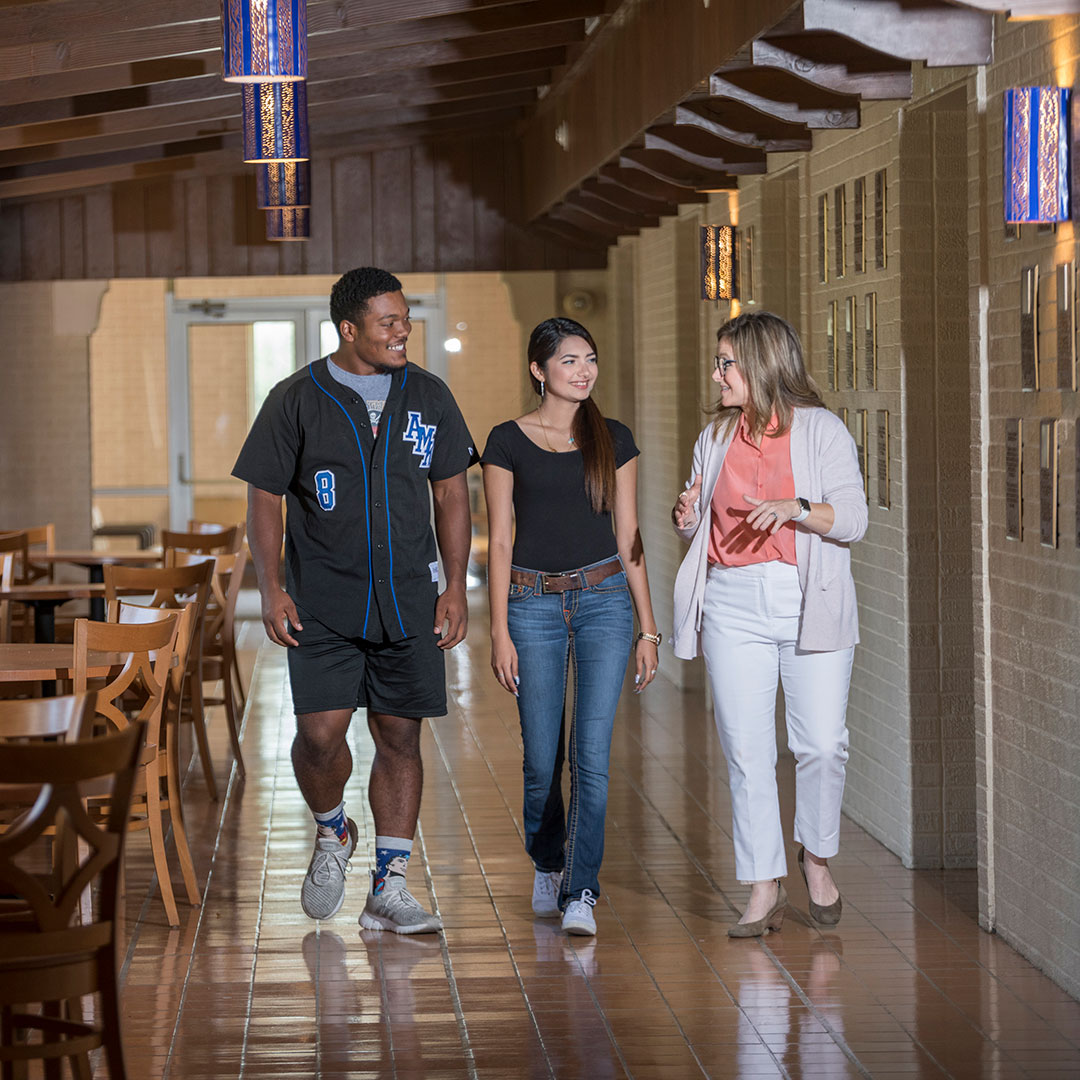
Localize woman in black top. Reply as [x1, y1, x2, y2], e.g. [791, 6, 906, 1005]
[482, 317, 659, 938]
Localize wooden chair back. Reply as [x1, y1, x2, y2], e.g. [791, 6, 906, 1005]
[187, 520, 247, 549]
[22, 522, 56, 584]
[0, 721, 143, 1079]
[163, 524, 243, 559]
[111, 600, 195, 719]
[0, 532, 29, 644]
[73, 615, 177, 749]
[0, 692, 95, 743]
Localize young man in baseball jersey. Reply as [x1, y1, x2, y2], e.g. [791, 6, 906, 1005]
[233, 267, 476, 933]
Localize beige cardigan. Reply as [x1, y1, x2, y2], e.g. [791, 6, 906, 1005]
[671, 407, 868, 659]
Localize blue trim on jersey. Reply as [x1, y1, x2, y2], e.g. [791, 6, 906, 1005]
[400, 366, 408, 389]
[381, 415, 407, 637]
[308, 364, 374, 637]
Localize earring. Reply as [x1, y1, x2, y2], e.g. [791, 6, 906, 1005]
[539, 381, 545, 398]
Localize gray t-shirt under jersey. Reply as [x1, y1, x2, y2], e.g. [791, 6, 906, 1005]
[327, 358, 392, 437]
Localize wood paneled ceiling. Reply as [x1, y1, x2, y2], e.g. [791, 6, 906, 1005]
[0, 0, 1065, 251]
[0, 0, 613, 202]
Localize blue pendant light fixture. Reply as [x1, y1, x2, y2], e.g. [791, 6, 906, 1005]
[256, 161, 311, 209]
[242, 81, 309, 163]
[266, 207, 310, 240]
[222, 0, 306, 83]
[1004, 86, 1071, 224]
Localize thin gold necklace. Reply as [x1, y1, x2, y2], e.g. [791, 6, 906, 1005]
[536, 407, 575, 452]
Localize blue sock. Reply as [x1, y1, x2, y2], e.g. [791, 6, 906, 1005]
[313, 801, 349, 846]
[374, 835, 412, 894]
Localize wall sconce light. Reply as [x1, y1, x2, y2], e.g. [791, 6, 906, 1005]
[256, 161, 311, 209]
[222, 0, 306, 83]
[1004, 86, 1071, 224]
[266, 207, 310, 240]
[242, 81, 310, 163]
[700, 225, 737, 301]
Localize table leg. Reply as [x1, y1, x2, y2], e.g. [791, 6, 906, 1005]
[89, 565, 105, 621]
[33, 599, 60, 695]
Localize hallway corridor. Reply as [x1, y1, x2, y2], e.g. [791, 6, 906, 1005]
[111, 594, 1080, 1079]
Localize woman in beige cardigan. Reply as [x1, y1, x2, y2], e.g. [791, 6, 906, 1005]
[671, 311, 867, 937]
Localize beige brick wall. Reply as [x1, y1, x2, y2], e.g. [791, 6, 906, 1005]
[976, 15, 1080, 998]
[0, 281, 104, 548]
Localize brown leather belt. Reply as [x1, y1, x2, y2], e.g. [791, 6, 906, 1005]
[510, 557, 622, 594]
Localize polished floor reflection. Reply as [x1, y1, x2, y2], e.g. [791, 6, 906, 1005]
[109, 593, 1080, 1079]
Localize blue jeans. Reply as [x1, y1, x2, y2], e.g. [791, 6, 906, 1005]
[507, 559, 634, 906]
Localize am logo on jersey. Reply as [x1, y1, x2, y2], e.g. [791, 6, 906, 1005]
[402, 411, 436, 469]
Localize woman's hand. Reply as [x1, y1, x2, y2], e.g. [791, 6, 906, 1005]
[491, 632, 519, 696]
[633, 638, 659, 694]
[743, 495, 800, 534]
[673, 473, 703, 529]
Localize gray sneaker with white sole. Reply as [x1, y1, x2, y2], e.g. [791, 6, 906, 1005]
[300, 818, 358, 920]
[359, 870, 443, 934]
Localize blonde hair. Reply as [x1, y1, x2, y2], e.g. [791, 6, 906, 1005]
[709, 311, 824, 440]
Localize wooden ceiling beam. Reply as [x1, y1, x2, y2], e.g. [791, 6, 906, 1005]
[747, 39, 912, 100]
[533, 216, 610, 253]
[669, 104, 811, 153]
[580, 177, 677, 217]
[597, 163, 709, 205]
[784, 0, 993, 68]
[645, 127, 767, 168]
[564, 190, 658, 231]
[619, 151, 738, 193]
[519, 0, 795, 219]
[708, 75, 858, 130]
[0, 44, 568, 128]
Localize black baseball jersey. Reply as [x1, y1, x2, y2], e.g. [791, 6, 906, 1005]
[233, 358, 478, 643]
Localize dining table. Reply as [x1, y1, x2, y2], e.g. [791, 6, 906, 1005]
[35, 549, 163, 621]
[0, 582, 152, 644]
[0, 642, 126, 683]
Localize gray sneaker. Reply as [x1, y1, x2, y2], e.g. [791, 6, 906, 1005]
[359, 870, 443, 934]
[300, 818, 358, 920]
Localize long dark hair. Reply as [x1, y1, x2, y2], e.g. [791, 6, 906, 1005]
[528, 317, 616, 514]
[709, 310, 824, 440]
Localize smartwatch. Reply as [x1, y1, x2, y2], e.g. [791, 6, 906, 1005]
[792, 497, 812, 523]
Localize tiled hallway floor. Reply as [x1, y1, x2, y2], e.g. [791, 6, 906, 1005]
[108, 593, 1080, 1079]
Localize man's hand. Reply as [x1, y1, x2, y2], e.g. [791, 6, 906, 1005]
[261, 586, 302, 647]
[434, 581, 468, 650]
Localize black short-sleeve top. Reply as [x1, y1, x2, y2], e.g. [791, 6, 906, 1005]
[232, 358, 478, 642]
[481, 418, 639, 573]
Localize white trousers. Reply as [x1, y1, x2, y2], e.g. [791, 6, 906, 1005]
[701, 561, 854, 883]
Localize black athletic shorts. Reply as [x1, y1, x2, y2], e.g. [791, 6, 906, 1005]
[286, 602, 447, 718]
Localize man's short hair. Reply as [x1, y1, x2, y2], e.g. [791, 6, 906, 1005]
[329, 267, 403, 331]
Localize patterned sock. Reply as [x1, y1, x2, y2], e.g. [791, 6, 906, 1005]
[373, 835, 413, 894]
[313, 800, 350, 846]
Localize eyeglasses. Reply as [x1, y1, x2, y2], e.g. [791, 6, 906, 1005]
[713, 356, 737, 376]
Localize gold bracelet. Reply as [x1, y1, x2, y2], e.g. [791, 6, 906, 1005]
[636, 631, 662, 646]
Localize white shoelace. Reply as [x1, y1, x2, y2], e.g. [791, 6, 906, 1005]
[309, 847, 351, 886]
[569, 888, 596, 910]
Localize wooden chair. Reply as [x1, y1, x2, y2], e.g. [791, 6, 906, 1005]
[103, 561, 218, 800]
[0, 692, 93, 743]
[22, 523, 57, 585]
[171, 549, 248, 781]
[0, 719, 143, 1080]
[0, 532, 29, 643]
[73, 614, 193, 928]
[162, 524, 243, 557]
[112, 601, 203, 919]
[187, 521, 247, 552]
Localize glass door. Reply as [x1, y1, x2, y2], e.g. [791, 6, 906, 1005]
[167, 293, 442, 530]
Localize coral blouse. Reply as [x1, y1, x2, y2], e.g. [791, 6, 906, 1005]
[707, 414, 797, 567]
